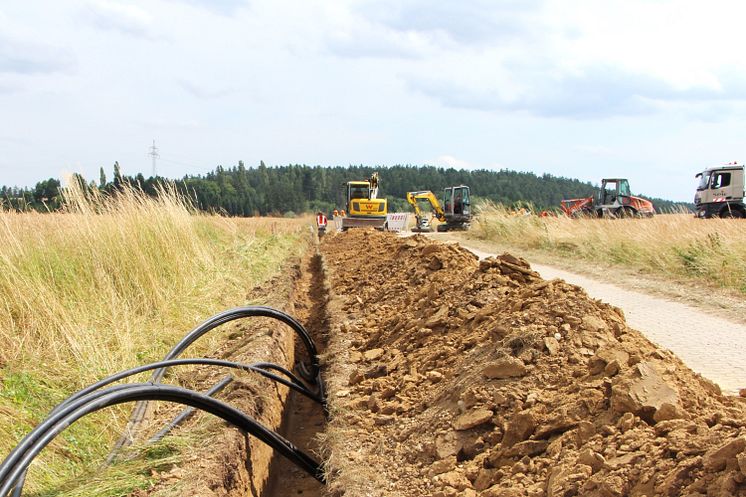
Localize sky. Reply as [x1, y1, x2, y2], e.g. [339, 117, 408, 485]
[2, 1, 746, 201]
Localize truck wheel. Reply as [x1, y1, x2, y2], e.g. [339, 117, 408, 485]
[720, 208, 744, 219]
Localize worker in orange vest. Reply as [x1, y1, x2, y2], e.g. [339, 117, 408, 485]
[316, 211, 328, 237]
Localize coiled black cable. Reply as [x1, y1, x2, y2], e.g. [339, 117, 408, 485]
[7, 358, 323, 495]
[0, 384, 324, 496]
[65, 358, 322, 409]
[113, 306, 324, 457]
[2, 306, 327, 495]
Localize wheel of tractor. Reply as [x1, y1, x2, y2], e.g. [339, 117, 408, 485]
[436, 224, 448, 232]
[620, 207, 637, 218]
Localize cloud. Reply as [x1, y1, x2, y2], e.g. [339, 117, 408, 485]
[408, 64, 746, 120]
[0, 81, 21, 94]
[140, 117, 202, 130]
[571, 145, 615, 156]
[431, 155, 475, 169]
[326, 29, 427, 59]
[83, 0, 155, 38]
[358, 0, 542, 45]
[167, 0, 250, 16]
[178, 80, 237, 99]
[325, 0, 542, 60]
[0, 36, 75, 75]
[430, 155, 503, 170]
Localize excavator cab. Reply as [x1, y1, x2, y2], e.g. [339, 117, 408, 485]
[341, 173, 388, 230]
[406, 185, 472, 233]
[438, 185, 471, 231]
[443, 185, 471, 217]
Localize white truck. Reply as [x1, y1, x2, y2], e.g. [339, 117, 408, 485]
[694, 163, 746, 218]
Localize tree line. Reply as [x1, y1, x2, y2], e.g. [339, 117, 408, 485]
[1, 161, 689, 214]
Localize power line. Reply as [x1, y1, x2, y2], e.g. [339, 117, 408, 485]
[147, 140, 160, 177]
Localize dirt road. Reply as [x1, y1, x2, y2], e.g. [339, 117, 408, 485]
[460, 243, 746, 396]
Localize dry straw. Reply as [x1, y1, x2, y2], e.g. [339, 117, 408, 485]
[0, 181, 306, 493]
[473, 202, 746, 293]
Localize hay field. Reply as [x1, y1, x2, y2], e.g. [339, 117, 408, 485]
[473, 203, 746, 293]
[0, 184, 309, 494]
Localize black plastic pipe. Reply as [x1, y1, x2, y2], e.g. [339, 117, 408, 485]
[7, 358, 322, 496]
[147, 375, 234, 443]
[113, 306, 323, 456]
[0, 384, 324, 496]
[64, 358, 321, 410]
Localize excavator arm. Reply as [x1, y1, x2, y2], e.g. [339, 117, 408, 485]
[406, 191, 446, 231]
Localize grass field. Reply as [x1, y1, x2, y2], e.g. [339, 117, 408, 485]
[473, 203, 746, 293]
[0, 184, 309, 495]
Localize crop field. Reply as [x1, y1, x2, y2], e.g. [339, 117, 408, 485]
[0, 185, 308, 494]
[472, 203, 746, 293]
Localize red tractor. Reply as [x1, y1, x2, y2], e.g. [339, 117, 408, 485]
[560, 178, 655, 218]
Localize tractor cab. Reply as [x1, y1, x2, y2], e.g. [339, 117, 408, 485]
[598, 178, 631, 208]
[595, 178, 655, 218]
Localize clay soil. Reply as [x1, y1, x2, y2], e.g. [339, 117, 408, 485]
[319, 230, 746, 497]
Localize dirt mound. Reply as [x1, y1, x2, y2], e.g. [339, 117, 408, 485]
[321, 230, 746, 497]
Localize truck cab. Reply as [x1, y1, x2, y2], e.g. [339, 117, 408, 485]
[694, 163, 745, 218]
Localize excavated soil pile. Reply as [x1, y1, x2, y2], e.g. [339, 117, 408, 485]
[321, 230, 746, 497]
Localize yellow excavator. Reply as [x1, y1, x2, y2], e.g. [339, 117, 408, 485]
[406, 185, 472, 232]
[341, 172, 388, 230]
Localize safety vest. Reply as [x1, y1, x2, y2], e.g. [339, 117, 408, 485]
[316, 214, 327, 227]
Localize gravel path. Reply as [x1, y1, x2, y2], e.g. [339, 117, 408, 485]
[462, 244, 746, 396]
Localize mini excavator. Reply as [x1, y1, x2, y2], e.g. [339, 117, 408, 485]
[406, 185, 472, 232]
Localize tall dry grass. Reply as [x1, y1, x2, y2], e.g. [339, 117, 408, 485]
[0, 183, 308, 493]
[473, 202, 746, 292]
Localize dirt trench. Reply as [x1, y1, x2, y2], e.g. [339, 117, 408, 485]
[263, 252, 330, 497]
[318, 230, 746, 497]
[131, 250, 329, 497]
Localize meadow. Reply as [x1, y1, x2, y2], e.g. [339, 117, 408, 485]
[472, 203, 746, 293]
[0, 184, 309, 494]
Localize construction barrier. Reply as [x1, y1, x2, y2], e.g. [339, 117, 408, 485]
[385, 213, 408, 232]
